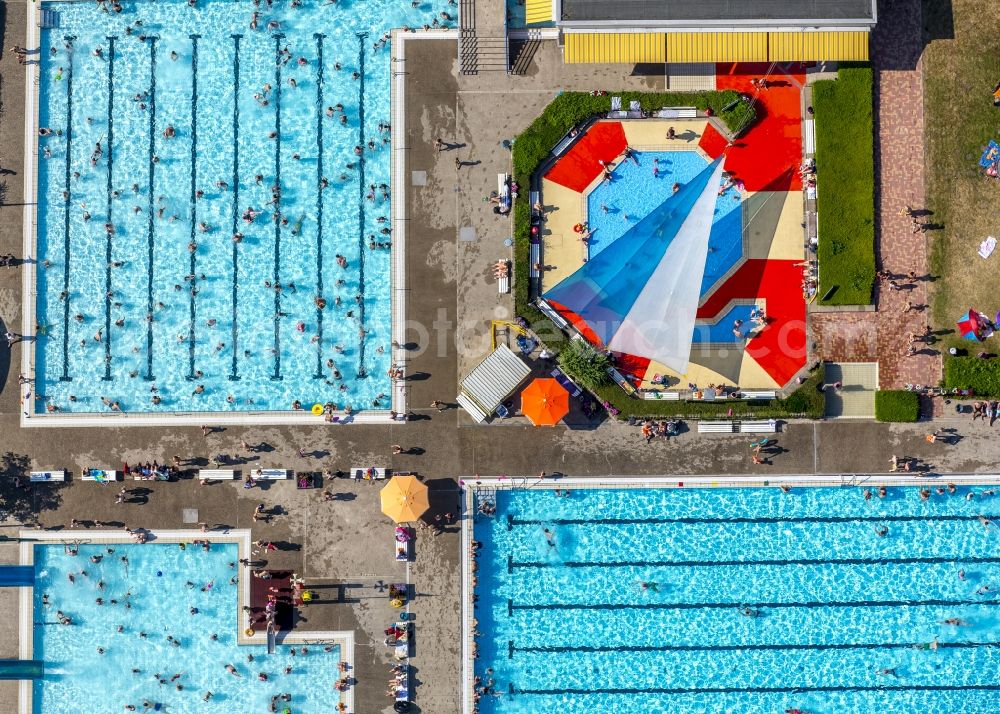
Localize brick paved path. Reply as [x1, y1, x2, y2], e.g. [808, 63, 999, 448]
[810, 0, 943, 389]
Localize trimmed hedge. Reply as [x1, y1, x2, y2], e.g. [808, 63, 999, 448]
[813, 67, 875, 305]
[874, 390, 920, 422]
[591, 368, 826, 420]
[944, 357, 1000, 397]
[513, 90, 755, 351]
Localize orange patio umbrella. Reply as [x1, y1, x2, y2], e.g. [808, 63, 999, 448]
[521, 377, 570, 426]
[380, 475, 430, 523]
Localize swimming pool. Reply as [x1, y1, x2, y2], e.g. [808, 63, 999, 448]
[31, 0, 452, 414]
[31, 540, 342, 713]
[472, 486, 1000, 713]
[586, 150, 743, 296]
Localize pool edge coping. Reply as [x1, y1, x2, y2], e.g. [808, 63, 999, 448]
[17, 529, 355, 714]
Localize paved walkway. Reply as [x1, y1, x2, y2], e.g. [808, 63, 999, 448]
[810, 0, 942, 390]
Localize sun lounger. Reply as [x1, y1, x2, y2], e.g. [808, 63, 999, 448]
[608, 95, 628, 119]
[529, 243, 540, 278]
[656, 106, 698, 119]
[30, 470, 65, 483]
[199, 469, 236, 480]
[83, 469, 118, 482]
[498, 173, 509, 199]
[606, 366, 637, 395]
[393, 621, 410, 660]
[352, 467, 387, 480]
[627, 100, 643, 118]
[252, 469, 290, 480]
[395, 527, 411, 561]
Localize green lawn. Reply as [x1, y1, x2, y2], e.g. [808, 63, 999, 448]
[923, 0, 1000, 367]
[813, 66, 875, 305]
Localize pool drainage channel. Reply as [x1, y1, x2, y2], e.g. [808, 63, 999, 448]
[59, 35, 76, 383]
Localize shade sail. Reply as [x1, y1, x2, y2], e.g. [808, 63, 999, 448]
[521, 377, 570, 426]
[380, 476, 430, 523]
[544, 158, 726, 374]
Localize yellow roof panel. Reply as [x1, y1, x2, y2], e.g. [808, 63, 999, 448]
[768, 31, 869, 62]
[563, 30, 869, 65]
[525, 0, 552, 25]
[563, 33, 666, 64]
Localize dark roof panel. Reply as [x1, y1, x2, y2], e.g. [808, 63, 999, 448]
[561, 0, 875, 23]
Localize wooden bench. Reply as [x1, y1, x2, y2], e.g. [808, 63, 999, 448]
[741, 419, 778, 434]
[741, 391, 777, 401]
[641, 391, 680, 400]
[83, 469, 118, 482]
[30, 470, 65, 483]
[252, 469, 290, 480]
[698, 422, 737, 433]
[353, 467, 388, 481]
[199, 469, 236, 480]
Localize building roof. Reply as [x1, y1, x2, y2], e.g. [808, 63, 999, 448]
[457, 345, 532, 422]
[560, 0, 875, 25]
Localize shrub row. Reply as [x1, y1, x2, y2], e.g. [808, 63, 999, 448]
[874, 390, 920, 422]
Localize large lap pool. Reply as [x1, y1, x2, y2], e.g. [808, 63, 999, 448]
[32, 541, 342, 713]
[31, 0, 451, 414]
[472, 486, 1000, 713]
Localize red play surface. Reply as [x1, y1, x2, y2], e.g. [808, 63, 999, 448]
[544, 122, 627, 193]
[699, 63, 804, 192]
[696, 259, 807, 386]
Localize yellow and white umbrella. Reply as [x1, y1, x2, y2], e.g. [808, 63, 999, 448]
[380, 475, 430, 523]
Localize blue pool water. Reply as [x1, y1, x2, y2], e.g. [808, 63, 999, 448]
[473, 487, 1000, 713]
[33, 542, 342, 713]
[691, 303, 757, 345]
[33, 0, 451, 414]
[586, 150, 743, 296]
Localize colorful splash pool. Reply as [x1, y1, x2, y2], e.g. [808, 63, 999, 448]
[31, 0, 451, 414]
[472, 486, 1000, 713]
[586, 150, 743, 296]
[31, 541, 342, 713]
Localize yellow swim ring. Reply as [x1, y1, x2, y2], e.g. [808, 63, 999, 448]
[245, 627, 255, 637]
[311, 403, 324, 415]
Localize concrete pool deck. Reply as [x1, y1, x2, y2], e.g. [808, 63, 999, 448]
[0, 8, 997, 714]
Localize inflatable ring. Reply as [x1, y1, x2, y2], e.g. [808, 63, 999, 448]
[245, 627, 255, 637]
[311, 403, 323, 415]
[573, 223, 584, 233]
